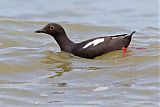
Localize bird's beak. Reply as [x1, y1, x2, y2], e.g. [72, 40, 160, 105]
[35, 29, 44, 33]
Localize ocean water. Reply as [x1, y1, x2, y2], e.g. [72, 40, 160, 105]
[0, 0, 159, 107]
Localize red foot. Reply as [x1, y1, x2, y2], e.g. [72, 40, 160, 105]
[122, 47, 127, 57]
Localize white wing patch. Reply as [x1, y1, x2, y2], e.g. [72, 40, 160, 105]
[111, 36, 119, 39]
[83, 38, 104, 49]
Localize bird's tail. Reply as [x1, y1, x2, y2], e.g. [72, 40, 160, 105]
[124, 31, 136, 40]
[123, 31, 136, 48]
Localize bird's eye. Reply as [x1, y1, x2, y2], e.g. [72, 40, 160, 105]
[50, 26, 55, 30]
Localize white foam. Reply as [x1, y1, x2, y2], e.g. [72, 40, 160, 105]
[93, 86, 109, 92]
[83, 38, 104, 49]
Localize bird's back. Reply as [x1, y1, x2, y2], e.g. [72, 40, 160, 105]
[71, 31, 135, 59]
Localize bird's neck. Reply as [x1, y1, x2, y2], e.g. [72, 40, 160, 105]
[53, 32, 75, 53]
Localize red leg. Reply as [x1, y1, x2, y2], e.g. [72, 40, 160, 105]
[122, 47, 127, 57]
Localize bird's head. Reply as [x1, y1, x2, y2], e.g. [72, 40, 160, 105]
[35, 23, 65, 37]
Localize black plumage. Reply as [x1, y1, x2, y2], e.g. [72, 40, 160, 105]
[35, 23, 135, 59]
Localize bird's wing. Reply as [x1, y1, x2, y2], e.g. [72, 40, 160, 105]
[72, 37, 112, 58]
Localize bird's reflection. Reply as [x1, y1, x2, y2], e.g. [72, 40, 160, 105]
[41, 51, 73, 78]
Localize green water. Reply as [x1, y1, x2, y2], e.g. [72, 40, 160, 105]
[0, 0, 159, 107]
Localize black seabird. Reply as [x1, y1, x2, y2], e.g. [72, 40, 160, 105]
[35, 23, 135, 59]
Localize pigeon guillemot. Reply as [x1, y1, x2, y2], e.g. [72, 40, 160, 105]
[35, 23, 135, 59]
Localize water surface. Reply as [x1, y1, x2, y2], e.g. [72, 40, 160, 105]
[0, 0, 159, 107]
